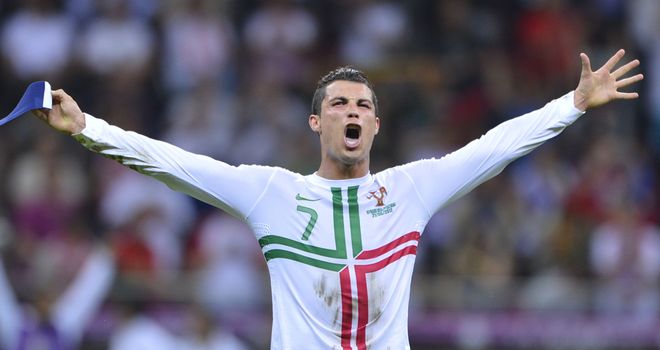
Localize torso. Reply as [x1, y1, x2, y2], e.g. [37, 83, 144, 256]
[248, 170, 428, 349]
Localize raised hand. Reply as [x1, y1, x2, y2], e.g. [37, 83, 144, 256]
[32, 89, 86, 135]
[573, 49, 644, 111]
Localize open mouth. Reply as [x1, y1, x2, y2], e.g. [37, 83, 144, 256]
[344, 124, 361, 149]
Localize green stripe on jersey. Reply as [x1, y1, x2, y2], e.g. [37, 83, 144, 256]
[331, 187, 348, 259]
[347, 186, 362, 257]
[259, 186, 365, 266]
[263, 249, 345, 271]
[258, 235, 344, 258]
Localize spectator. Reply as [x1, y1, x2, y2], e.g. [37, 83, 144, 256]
[163, 82, 239, 160]
[243, 0, 319, 85]
[338, 0, 408, 68]
[1, 0, 74, 81]
[98, 162, 195, 273]
[626, 0, 660, 156]
[590, 199, 660, 321]
[76, 0, 155, 78]
[0, 246, 115, 350]
[161, 0, 236, 93]
[179, 305, 249, 350]
[187, 212, 266, 314]
[109, 298, 178, 350]
[7, 132, 87, 241]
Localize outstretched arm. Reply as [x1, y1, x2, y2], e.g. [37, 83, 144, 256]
[573, 49, 643, 111]
[31, 89, 276, 220]
[401, 49, 643, 215]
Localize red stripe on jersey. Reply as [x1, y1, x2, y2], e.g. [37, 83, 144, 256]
[340, 267, 353, 350]
[339, 232, 420, 349]
[354, 245, 418, 349]
[356, 231, 420, 260]
[355, 269, 369, 349]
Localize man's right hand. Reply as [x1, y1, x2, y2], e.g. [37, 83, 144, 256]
[32, 89, 86, 135]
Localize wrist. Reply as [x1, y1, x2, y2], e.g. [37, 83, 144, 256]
[70, 111, 86, 135]
[573, 90, 588, 112]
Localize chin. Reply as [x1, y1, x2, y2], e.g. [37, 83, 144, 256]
[338, 152, 365, 167]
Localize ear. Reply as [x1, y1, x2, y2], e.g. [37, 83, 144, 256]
[375, 116, 381, 135]
[309, 114, 321, 134]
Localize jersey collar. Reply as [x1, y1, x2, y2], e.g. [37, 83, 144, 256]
[306, 172, 374, 188]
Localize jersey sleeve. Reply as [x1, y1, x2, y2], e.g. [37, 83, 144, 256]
[399, 91, 585, 216]
[72, 114, 277, 220]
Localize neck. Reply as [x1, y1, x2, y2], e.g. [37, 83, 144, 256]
[316, 158, 369, 180]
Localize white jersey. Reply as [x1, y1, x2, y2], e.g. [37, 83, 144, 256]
[73, 92, 583, 349]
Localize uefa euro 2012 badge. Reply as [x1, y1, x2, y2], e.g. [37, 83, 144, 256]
[365, 186, 396, 218]
[0, 81, 52, 126]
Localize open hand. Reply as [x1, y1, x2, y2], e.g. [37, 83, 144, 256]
[32, 89, 85, 135]
[573, 49, 644, 111]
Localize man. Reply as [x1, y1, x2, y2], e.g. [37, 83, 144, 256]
[0, 246, 115, 350]
[32, 50, 642, 349]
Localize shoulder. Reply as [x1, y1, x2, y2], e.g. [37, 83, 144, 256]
[256, 165, 303, 179]
[235, 164, 298, 176]
[235, 164, 304, 185]
[375, 159, 438, 180]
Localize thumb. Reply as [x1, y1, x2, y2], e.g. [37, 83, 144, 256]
[580, 53, 592, 74]
[51, 89, 69, 104]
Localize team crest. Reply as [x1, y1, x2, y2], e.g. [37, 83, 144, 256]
[366, 186, 388, 206]
[365, 186, 396, 218]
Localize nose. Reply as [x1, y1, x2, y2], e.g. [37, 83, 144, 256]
[347, 103, 360, 119]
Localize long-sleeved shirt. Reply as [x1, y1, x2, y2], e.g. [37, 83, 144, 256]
[73, 92, 583, 349]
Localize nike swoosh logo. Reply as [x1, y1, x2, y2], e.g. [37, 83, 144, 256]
[296, 193, 320, 201]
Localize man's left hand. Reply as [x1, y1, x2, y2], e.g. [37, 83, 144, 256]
[573, 49, 644, 111]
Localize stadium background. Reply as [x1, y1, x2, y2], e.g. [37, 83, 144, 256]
[0, 0, 658, 349]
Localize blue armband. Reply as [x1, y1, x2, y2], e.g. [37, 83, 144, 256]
[0, 81, 51, 126]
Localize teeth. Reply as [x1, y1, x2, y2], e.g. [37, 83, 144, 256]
[345, 136, 360, 148]
[345, 124, 361, 148]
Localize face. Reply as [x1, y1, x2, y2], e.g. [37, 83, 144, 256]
[309, 80, 380, 168]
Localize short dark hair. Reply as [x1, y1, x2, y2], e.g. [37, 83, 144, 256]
[311, 66, 378, 116]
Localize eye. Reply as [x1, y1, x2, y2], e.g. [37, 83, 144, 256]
[359, 103, 371, 109]
[330, 97, 348, 106]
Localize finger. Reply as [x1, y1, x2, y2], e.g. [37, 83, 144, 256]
[612, 59, 640, 79]
[51, 89, 68, 103]
[580, 53, 592, 74]
[603, 49, 625, 72]
[615, 74, 644, 88]
[615, 91, 639, 100]
[32, 109, 48, 121]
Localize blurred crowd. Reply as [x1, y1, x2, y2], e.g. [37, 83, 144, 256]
[0, 0, 658, 348]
